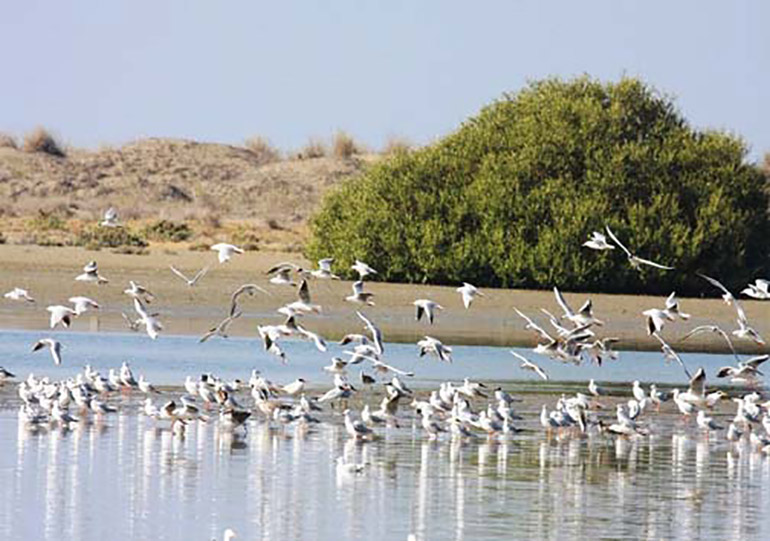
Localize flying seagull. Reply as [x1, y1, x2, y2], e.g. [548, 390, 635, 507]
[582, 231, 615, 251]
[510, 350, 549, 381]
[32, 338, 63, 365]
[75, 261, 109, 284]
[605, 225, 673, 271]
[210, 243, 244, 263]
[4, 287, 35, 303]
[456, 282, 484, 309]
[169, 265, 209, 287]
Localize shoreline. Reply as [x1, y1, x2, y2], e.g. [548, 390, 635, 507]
[0, 245, 767, 355]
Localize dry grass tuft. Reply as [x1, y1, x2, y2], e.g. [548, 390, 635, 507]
[244, 136, 281, 165]
[332, 131, 361, 159]
[0, 133, 17, 149]
[382, 135, 413, 155]
[23, 127, 66, 157]
[295, 138, 327, 160]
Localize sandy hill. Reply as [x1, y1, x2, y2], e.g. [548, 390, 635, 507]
[0, 138, 373, 229]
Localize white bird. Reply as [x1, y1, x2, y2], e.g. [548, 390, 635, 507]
[588, 379, 606, 397]
[229, 283, 270, 316]
[133, 298, 162, 339]
[219, 528, 237, 541]
[4, 287, 35, 303]
[266, 262, 301, 286]
[605, 225, 673, 271]
[47, 305, 77, 329]
[68, 296, 100, 316]
[343, 409, 374, 439]
[742, 279, 770, 300]
[310, 258, 339, 279]
[733, 303, 766, 345]
[323, 357, 349, 375]
[632, 381, 646, 402]
[351, 260, 377, 280]
[664, 292, 690, 319]
[169, 265, 209, 287]
[199, 312, 242, 343]
[356, 311, 384, 355]
[210, 243, 244, 263]
[456, 282, 484, 309]
[32, 338, 63, 365]
[511, 350, 549, 381]
[679, 325, 740, 362]
[417, 336, 452, 363]
[698, 273, 735, 305]
[280, 378, 306, 396]
[345, 281, 375, 306]
[643, 308, 674, 335]
[138, 375, 160, 394]
[100, 207, 119, 227]
[553, 286, 603, 327]
[696, 410, 722, 431]
[582, 231, 615, 250]
[413, 299, 443, 324]
[75, 260, 109, 284]
[123, 280, 155, 303]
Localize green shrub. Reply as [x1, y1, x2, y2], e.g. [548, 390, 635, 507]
[28, 210, 66, 231]
[142, 219, 192, 242]
[76, 226, 148, 249]
[306, 76, 770, 295]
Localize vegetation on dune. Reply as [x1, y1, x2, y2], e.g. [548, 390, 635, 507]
[23, 127, 66, 157]
[142, 219, 193, 243]
[306, 76, 770, 295]
[75, 225, 148, 250]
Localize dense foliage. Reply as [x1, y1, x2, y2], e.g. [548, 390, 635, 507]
[306, 77, 770, 295]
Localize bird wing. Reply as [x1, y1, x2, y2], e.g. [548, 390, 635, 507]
[513, 308, 553, 342]
[51, 341, 62, 366]
[229, 284, 269, 316]
[415, 304, 424, 322]
[133, 298, 149, 319]
[356, 311, 383, 355]
[697, 273, 734, 302]
[318, 258, 334, 271]
[169, 265, 191, 283]
[633, 256, 674, 270]
[604, 225, 632, 258]
[688, 367, 706, 397]
[744, 354, 769, 369]
[652, 333, 692, 379]
[297, 279, 311, 304]
[190, 267, 209, 285]
[352, 281, 364, 295]
[553, 287, 575, 318]
[266, 262, 298, 275]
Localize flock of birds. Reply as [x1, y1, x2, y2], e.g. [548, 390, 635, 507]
[1, 212, 769, 540]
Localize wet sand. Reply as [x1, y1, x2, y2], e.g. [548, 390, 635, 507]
[0, 245, 767, 354]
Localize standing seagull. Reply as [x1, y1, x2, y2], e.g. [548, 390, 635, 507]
[605, 226, 673, 271]
[169, 265, 209, 287]
[4, 287, 35, 303]
[210, 243, 244, 264]
[351, 260, 377, 280]
[413, 299, 443, 325]
[582, 231, 615, 251]
[32, 338, 63, 365]
[456, 282, 484, 309]
[76, 261, 109, 284]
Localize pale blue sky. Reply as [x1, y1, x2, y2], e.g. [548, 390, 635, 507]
[1, 0, 767, 158]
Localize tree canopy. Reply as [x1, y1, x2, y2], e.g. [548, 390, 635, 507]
[306, 77, 769, 295]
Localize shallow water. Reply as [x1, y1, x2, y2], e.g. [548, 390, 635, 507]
[1, 330, 769, 540]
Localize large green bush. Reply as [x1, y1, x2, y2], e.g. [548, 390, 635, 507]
[306, 77, 770, 295]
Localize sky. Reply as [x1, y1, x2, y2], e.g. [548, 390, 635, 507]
[1, 0, 767, 159]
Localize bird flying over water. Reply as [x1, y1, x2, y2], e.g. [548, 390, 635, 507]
[169, 265, 209, 287]
[32, 338, 63, 365]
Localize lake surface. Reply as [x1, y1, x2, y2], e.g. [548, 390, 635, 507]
[1, 330, 768, 540]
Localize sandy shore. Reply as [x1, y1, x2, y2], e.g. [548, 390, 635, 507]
[0, 245, 767, 354]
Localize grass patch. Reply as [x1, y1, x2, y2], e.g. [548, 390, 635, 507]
[332, 131, 361, 159]
[0, 133, 17, 149]
[244, 136, 281, 165]
[295, 138, 327, 160]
